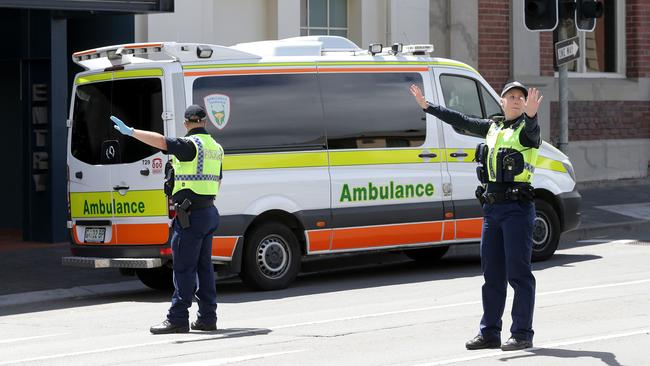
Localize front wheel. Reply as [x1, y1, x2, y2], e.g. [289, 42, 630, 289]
[241, 222, 301, 291]
[531, 199, 561, 262]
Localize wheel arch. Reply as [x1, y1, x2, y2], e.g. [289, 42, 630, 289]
[533, 188, 564, 231]
[244, 210, 308, 256]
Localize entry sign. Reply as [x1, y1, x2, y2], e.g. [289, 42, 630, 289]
[555, 36, 580, 66]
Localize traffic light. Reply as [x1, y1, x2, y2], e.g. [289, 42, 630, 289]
[576, 0, 603, 32]
[524, 0, 559, 31]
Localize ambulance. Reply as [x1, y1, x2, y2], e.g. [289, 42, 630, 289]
[63, 36, 581, 291]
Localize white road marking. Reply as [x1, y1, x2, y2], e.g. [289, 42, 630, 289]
[270, 278, 650, 330]
[410, 328, 650, 366]
[577, 239, 610, 243]
[2, 278, 650, 365]
[0, 330, 262, 366]
[167, 350, 306, 366]
[0, 333, 69, 344]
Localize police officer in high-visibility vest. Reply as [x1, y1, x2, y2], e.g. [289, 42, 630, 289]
[110, 105, 223, 334]
[410, 82, 542, 351]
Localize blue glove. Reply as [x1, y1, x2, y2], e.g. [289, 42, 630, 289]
[110, 116, 134, 136]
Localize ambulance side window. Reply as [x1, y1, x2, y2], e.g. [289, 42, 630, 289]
[192, 74, 325, 153]
[481, 86, 503, 119]
[439, 74, 501, 138]
[320, 73, 425, 149]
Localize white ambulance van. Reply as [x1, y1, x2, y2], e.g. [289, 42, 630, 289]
[63, 36, 581, 291]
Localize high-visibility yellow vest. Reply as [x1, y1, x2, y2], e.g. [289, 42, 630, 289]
[485, 120, 539, 183]
[172, 134, 223, 196]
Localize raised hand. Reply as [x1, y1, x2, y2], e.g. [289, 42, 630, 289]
[110, 116, 134, 136]
[524, 88, 543, 118]
[409, 84, 429, 109]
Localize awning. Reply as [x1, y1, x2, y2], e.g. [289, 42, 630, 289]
[0, 0, 173, 13]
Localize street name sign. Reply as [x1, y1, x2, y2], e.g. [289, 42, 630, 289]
[555, 36, 580, 66]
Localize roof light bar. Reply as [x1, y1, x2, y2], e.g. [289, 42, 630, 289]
[403, 44, 434, 55]
[196, 45, 213, 59]
[390, 43, 403, 55]
[368, 43, 383, 56]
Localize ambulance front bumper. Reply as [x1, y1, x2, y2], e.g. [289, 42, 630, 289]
[558, 187, 581, 232]
[62, 257, 162, 269]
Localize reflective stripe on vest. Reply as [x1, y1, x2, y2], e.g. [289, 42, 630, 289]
[172, 134, 223, 196]
[485, 120, 539, 183]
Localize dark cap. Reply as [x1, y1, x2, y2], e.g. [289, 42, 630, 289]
[184, 105, 207, 122]
[500, 81, 528, 98]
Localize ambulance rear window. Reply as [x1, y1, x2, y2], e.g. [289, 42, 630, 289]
[71, 78, 163, 165]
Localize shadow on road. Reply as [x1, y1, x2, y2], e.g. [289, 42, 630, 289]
[500, 347, 622, 366]
[0, 250, 602, 316]
[173, 327, 272, 344]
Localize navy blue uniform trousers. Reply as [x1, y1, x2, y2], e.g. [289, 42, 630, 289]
[167, 206, 220, 326]
[479, 200, 536, 342]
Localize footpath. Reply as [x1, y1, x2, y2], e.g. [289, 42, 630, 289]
[1, 178, 649, 307]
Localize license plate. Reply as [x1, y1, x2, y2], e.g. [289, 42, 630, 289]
[84, 227, 106, 243]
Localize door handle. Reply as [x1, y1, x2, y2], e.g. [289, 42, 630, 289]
[418, 153, 437, 158]
[450, 152, 468, 158]
[75, 171, 83, 179]
[113, 185, 130, 191]
[140, 168, 150, 176]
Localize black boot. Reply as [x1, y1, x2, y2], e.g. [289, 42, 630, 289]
[465, 335, 501, 350]
[191, 320, 217, 331]
[150, 320, 190, 334]
[501, 337, 533, 351]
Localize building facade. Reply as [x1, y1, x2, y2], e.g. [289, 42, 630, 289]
[138, 0, 650, 182]
[0, 1, 173, 242]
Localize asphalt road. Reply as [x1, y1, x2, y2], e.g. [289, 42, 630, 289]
[1, 227, 649, 366]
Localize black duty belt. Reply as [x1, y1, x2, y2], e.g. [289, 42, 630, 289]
[188, 200, 214, 210]
[483, 186, 534, 204]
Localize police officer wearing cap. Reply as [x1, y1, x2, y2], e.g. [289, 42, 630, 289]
[110, 105, 223, 334]
[410, 81, 542, 351]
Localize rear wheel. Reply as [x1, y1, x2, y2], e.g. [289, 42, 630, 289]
[531, 199, 561, 262]
[241, 222, 301, 291]
[136, 266, 174, 291]
[405, 246, 449, 262]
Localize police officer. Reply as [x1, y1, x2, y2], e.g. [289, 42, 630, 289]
[110, 105, 223, 334]
[410, 82, 542, 351]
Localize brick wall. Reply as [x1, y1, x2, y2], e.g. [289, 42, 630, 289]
[539, 32, 554, 76]
[627, 0, 650, 78]
[478, 0, 510, 90]
[550, 101, 650, 142]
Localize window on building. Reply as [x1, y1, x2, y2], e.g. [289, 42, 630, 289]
[300, 0, 348, 37]
[553, 0, 619, 74]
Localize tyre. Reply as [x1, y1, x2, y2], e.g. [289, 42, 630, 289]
[241, 222, 301, 291]
[405, 246, 449, 262]
[136, 266, 174, 291]
[531, 199, 561, 262]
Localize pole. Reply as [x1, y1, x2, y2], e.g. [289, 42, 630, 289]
[558, 20, 569, 153]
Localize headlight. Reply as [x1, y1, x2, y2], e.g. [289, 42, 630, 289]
[562, 161, 576, 182]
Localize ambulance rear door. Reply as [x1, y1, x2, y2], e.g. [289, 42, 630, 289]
[68, 66, 172, 246]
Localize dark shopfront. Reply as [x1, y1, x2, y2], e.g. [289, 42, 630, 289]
[0, 1, 173, 242]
